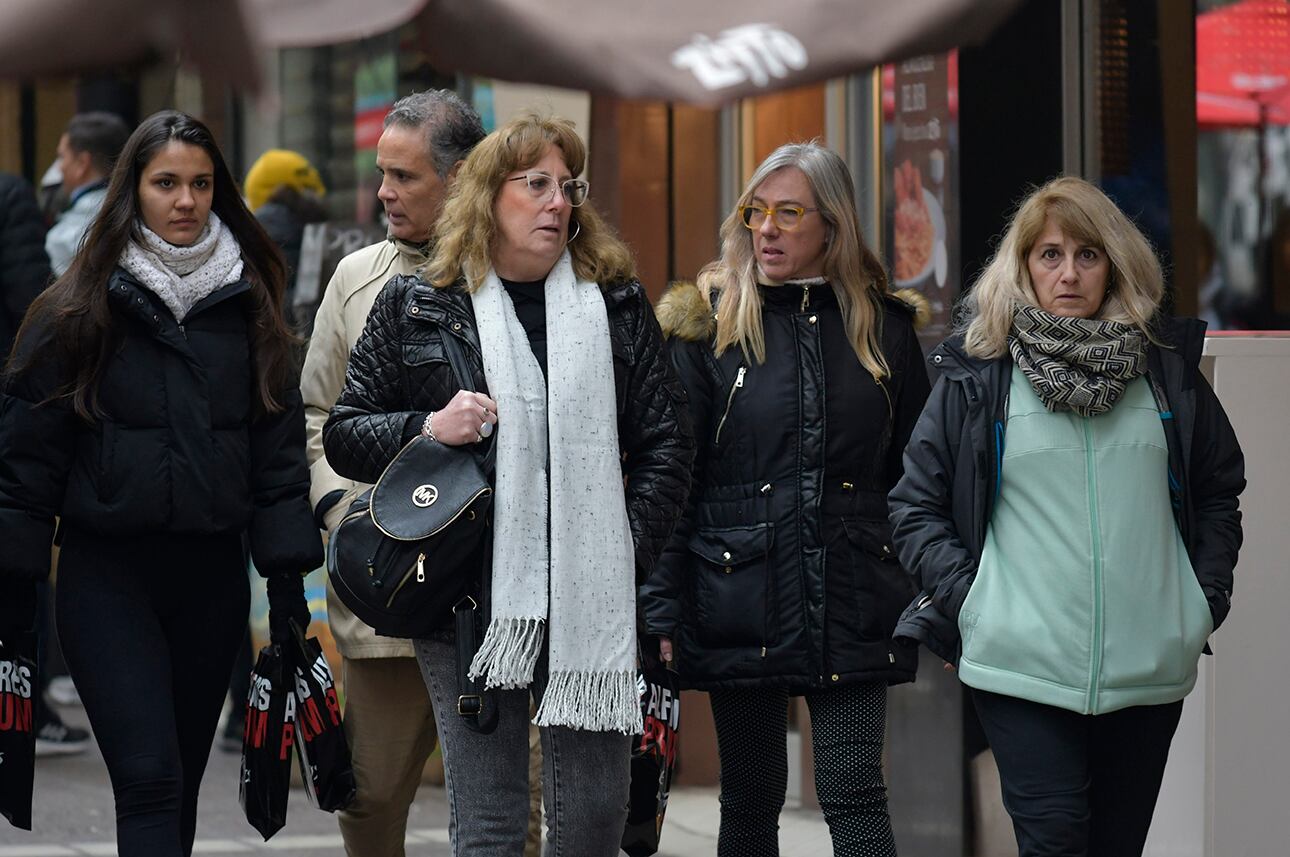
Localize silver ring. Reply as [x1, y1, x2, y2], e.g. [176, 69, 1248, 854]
[479, 422, 494, 438]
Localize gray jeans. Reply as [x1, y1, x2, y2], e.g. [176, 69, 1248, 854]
[413, 638, 631, 857]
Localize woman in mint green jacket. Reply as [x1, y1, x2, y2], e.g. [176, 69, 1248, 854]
[889, 177, 1245, 857]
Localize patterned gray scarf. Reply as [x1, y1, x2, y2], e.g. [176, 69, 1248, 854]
[1008, 305, 1147, 417]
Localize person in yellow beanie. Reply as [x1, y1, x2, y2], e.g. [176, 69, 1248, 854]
[242, 149, 328, 314]
[244, 149, 326, 211]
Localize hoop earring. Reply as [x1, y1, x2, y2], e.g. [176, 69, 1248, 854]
[567, 220, 582, 245]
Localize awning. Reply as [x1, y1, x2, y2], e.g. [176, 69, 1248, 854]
[1, 0, 1024, 104]
[0, 0, 263, 90]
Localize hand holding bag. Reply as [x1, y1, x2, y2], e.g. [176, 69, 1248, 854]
[328, 328, 494, 638]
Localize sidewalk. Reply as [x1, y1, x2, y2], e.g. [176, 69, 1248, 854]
[659, 787, 834, 856]
[3, 700, 833, 857]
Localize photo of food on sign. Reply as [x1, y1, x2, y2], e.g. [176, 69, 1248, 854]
[892, 158, 944, 286]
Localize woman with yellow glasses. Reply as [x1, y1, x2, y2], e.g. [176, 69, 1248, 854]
[641, 142, 930, 856]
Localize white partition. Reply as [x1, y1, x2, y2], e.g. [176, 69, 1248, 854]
[1145, 334, 1290, 856]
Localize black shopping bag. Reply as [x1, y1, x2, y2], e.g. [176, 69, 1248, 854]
[287, 621, 355, 812]
[621, 655, 681, 857]
[0, 630, 36, 830]
[238, 644, 293, 840]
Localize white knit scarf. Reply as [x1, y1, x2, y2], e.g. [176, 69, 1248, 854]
[467, 250, 640, 734]
[119, 212, 244, 321]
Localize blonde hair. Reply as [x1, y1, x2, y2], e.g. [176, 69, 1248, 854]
[425, 112, 635, 289]
[962, 176, 1164, 358]
[700, 142, 891, 378]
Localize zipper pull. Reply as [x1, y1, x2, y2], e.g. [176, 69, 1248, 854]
[735, 366, 746, 388]
[416, 552, 426, 583]
[800, 284, 811, 312]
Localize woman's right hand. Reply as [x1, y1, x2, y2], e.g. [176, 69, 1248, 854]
[427, 390, 499, 446]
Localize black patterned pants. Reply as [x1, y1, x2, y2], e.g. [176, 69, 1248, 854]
[708, 681, 896, 857]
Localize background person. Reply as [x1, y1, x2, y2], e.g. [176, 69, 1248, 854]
[44, 111, 130, 276]
[0, 169, 91, 755]
[243, 148, 329, 312]
[300, 88, 485, 857]
[641, 142, 930, 857]
[0, 110, 320, 856]
[322, 112, 694, 857]
[888, 176, 1245, 857]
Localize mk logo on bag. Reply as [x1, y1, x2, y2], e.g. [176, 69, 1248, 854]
[412, 484, 439, 507]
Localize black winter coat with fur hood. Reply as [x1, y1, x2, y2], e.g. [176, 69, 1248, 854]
[639, 280, 931, 691]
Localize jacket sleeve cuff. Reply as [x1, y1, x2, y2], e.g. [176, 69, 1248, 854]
[0, 510, 55, 583]
[313, 489, 347, 530]
[401, 412, 429, 446]
[250, 499, 324, 577]
[1202, 585, 1231, 630]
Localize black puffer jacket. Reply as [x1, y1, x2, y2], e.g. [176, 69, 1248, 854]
[888, 318, 1245, 666]
[0, 268, 323, 583]
[0, 173, 52, 359]
[639, 281, 930, 691]
[322, 274, 695, 588]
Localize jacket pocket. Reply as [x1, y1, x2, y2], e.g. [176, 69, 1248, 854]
[688, 523, 775, 647]
[402, 337, 448, 367]
[840, 517, 918, 643]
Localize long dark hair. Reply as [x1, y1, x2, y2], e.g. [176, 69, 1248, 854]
[9, 110, 295, 419]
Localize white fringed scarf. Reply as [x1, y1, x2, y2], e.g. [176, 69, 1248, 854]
[119, 212, 243, 321]
[467, 250, 640, 734]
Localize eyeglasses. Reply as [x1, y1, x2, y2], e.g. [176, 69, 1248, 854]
[507, 173, 590, 207]
[739, 204, 819, 231]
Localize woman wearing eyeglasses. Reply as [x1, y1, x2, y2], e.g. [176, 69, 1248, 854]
[323, 112, 694, 856]
[640, 142, 930, 856]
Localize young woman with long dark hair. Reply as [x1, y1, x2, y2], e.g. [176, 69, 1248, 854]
[0, 110, 321, 856]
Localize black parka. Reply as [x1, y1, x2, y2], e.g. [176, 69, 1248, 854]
[322, 274, 695, 590]
[888, 318, 1245, 666]
[640, 281, 930, 690]
[0, 268, 323, 583]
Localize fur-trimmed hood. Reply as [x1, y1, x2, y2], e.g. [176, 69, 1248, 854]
[656, 280, 931, 342]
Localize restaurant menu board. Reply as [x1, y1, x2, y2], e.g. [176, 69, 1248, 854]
[883, 52, 960, 351]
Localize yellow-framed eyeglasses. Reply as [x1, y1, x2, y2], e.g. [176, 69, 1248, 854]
[739, 204, 819, 231]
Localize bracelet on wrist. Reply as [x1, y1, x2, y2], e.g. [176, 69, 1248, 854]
[422, 411, 437, 442]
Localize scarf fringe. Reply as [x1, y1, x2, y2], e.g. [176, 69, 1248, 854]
[468, 616, 545, 689]
[533, 669, 643, 734]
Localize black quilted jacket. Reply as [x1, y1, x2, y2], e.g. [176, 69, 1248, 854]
[0, 173, 51, 359]
[323, 274, 695, 588]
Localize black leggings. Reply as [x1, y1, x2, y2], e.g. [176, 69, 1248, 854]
[708, 682, 895, 857]
[972, 689, 1184, 857]
[56, 528, 250, 857]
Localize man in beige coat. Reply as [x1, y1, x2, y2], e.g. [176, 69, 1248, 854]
[301, 90, 485, 857]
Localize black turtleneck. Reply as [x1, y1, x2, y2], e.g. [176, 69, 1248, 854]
[500, 276, 547, 379]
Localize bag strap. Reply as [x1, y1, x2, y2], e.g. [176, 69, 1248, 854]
[452, 594, 498, 734]
[439, 327, 497, 475]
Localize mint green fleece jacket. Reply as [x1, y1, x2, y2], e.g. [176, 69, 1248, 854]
[957, 369, 1213, 714]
